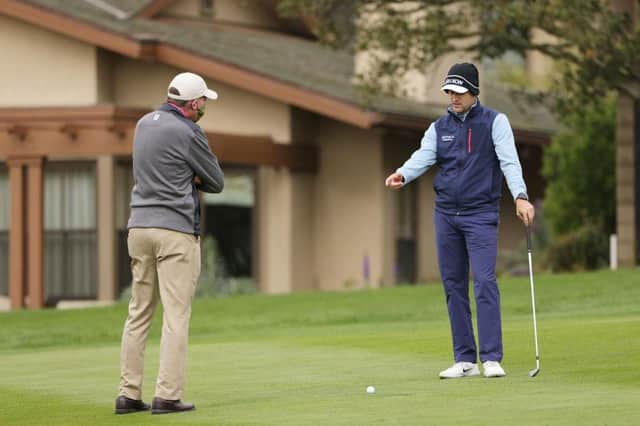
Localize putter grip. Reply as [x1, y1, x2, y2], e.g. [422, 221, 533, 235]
[526, 226, 532, 252]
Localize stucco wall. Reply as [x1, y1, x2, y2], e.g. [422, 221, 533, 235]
[0, 15, 98, 106]
[255, 109, 316, 294]
[312, 120, 387, 290]
[163, 0, 200, 17]
[416, 172, 439, 282]
[162, 0, 281, 30]
[113, 57, 291, 141]
[288, 109, 317, 291]
[215, 0, 280, 29]
[381, 130, 441, 283]
[96, 49, 115, 104]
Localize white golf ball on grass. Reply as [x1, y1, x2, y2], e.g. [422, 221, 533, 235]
[366, 385, 376, 394]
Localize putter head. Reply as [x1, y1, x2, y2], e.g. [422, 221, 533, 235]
[528, 368, 540, 377]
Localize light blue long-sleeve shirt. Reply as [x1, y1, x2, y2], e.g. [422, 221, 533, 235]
[397, 110, 527, 201]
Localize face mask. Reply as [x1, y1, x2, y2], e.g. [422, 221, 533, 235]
[194, 102, 206, 122]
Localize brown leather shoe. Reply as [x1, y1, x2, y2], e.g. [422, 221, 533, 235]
[151, 397, 195, 414]
[114, 395, 150, 414]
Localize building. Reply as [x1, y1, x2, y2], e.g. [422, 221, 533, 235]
[0, 0, 554, 310]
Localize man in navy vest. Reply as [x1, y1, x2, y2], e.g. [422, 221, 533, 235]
[385, 63, 535, 379]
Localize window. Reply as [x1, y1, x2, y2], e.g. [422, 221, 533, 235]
[0, 165, 8, 296]
[394, 182, 416, 284]
[115, 161, 134, 297]
[44, 163, 96, 302]
[202, 169, 254, 278]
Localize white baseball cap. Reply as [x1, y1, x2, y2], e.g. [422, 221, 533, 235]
[167, 72, 218, 101]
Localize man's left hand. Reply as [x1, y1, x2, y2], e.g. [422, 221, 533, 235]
[516, 199, 535, 226]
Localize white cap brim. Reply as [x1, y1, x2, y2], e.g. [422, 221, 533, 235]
[441, 84, 468, 94]
[204, 89, 218, 100]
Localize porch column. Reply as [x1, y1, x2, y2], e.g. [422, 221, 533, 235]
[8, 159, 25, 309]
[613, 0, 639, 265]
[97, 155, 116, 301]
[256, 166, 293, 294]
[617, 94, 637, 266]
[7, 155, 44, 309]
[26, 157, 44, 309]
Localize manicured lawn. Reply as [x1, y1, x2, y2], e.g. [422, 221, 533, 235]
[1, 269, 639, 425]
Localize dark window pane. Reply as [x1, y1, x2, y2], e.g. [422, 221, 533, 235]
[0, 231, 7, 296]
[44, 231, 97, 303]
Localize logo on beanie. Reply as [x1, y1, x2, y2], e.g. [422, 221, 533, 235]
[444, 78, 464, 87]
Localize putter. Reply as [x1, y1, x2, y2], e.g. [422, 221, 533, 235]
[526, 225, 540, 377]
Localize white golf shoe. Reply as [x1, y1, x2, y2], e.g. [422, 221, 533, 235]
[439, 362, 480, 379]
[482, 361, 506, 378]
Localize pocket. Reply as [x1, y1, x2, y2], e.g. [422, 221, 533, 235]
[194, 239, 202, 282]
[433, 170, 449, 194]
[492, 211, 500, 226]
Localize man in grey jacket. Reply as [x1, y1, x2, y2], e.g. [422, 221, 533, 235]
[115, 72, 224, 415]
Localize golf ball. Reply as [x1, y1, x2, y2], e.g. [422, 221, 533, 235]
[366, 385, 375, 394]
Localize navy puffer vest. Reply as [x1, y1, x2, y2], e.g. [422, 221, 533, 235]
[433, 101, 503, 215]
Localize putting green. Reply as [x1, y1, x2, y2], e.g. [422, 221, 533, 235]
[0, 269, 638, 425]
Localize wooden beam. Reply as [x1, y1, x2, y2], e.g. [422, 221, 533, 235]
[0, 105, 149, 122]
[7, 160, 25, 309]
[208, 133, 318, 172]
[0, 126, 133, 157]
[0, 126, 318, 171]
[0, 106, 318, 171]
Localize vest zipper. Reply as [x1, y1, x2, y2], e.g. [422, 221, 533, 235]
[467, 128, 472, 153]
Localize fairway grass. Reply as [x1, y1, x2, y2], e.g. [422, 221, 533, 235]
[1, 269, 638, 425]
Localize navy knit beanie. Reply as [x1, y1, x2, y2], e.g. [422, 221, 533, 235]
[441, 63, 480, 96]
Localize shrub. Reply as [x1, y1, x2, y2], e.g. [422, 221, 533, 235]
[497, 201, 551, 276]
[197, 235, 256, 298]
[119, 235, 256, 302]
[546, 224, 609, 272]
[541, 93, 615, 271]
[542, 95, 616, 237]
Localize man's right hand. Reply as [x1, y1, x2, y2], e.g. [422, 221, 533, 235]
[385, 172, 405, 189]
[516, 198, 535, 226]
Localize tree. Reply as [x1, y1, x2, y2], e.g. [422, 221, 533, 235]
[278, 0, 633, 267]
[277, 0, 640, 113]
[542, 94, 616, 236]
[541, 93, 616, 271]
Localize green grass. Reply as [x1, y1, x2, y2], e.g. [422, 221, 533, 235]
[1, 268, 639, 425]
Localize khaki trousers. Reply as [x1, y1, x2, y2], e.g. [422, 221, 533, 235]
[119, 228, 200, 401]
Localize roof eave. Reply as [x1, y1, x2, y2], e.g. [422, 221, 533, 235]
[135, 0, 174, 19]
[1, 0, 384, 130]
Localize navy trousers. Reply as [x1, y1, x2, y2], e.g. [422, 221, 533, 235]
[434, 210, 503, 363]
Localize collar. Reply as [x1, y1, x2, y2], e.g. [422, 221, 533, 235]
[448, 98, 479, 122]
[158, 103, 201, 133]
[161, 102, 188, 118]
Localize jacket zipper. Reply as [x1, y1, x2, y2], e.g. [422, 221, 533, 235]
[467, 128, 472, 153]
